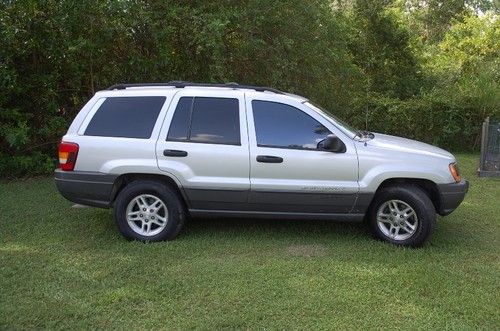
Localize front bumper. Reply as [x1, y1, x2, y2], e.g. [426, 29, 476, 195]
[436, 180, 469, 216]
[54, 169, 118, 208]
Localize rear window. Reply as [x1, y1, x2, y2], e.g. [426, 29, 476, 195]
[85, 96, 166, 138]
[167, 97, 240, 145]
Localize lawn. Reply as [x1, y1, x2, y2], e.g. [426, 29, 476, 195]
[1, 154, 499, 329]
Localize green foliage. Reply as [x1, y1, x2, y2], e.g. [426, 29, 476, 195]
[0, 151, 55, 178]
[350, 0, 423, 98]
[0, 0, 498, 177]
[402, 0, 498, 42]
[357, 92, 489, 150]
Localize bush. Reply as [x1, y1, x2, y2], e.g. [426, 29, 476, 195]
[0, 152, 56, 178]
[0, 1, 497, 177]
[355, 95, 486, 151]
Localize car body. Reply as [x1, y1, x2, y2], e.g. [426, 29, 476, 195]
[55, 82, 468, 246]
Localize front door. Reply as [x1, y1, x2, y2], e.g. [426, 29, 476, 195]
[245, 93, 359, 214]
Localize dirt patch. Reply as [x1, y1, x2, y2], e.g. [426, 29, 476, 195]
[286, 244, 328, 257]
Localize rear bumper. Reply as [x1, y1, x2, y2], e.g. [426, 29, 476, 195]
[437, 180, 469, 216]
[54, 169, 117, 208]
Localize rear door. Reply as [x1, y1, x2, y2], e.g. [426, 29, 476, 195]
[156, 89, 250, 211]
[245, 93, 359, 214]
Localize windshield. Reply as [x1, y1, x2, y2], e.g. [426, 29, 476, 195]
[304, 101, 358, 139]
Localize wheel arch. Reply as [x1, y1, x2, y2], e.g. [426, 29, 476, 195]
[369, 178, 440, 213]
[110, 173, 189, 209]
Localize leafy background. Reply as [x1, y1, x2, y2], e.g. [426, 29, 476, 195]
[0, 0, 499, 177]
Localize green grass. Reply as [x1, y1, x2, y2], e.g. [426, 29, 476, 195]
[1, 154, 499, 330]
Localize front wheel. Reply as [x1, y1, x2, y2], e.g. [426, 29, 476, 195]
[368, 185, 436, 247]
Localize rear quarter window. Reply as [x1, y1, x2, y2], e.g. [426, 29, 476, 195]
[84, 96, 166, 138]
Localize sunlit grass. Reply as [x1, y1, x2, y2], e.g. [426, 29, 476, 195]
[0, 154, 499, 329]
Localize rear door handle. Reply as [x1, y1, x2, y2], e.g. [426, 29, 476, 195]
[256, 155, 283, 163]
[163, 149, 188, 157]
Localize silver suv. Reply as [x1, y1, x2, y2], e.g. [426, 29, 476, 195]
[55, 82, 468, 247]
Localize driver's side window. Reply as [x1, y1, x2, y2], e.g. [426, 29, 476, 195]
[252, 100, 331, 150]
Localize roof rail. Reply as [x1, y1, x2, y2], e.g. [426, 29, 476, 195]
[107, 81, 284, 94]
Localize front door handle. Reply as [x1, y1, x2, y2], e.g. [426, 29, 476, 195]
[163, 149, 188, 157]
[256, 155, 283, 163]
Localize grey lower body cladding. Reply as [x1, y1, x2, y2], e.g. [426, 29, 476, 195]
[54, 170, 468, 220]
[185, 188, 368, 221]
[54, 169, 117, 208]
[184, 188, 361, 213]
[54, 170, 370, 220]
[436, 180, 469, 215]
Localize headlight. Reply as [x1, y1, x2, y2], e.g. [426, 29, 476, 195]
[449, 162, 461, 183]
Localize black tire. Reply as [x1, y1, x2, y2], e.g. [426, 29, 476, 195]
[368, 184, 436, 247]
[114, 180, 186, 242]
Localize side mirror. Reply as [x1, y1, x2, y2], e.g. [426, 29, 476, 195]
[317, 135, 346, 153]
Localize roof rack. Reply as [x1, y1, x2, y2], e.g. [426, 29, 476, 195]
[107, 81, 284, 94]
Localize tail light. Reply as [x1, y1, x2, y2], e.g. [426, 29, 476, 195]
[449, 162, 461, 183]
[58, 142, 79, 171]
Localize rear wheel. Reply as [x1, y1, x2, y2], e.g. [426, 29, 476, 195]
[368, 185, 436, 247]
[114, 180, 186, 241]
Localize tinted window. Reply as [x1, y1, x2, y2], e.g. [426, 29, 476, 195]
[167, 97, 192, 141]
[190, 97, 240, 145]
[252, 100, 331, 150]
[167, 97, 240, 145]
[85, 97, 166, 138]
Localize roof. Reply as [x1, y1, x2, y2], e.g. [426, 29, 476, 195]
[105, 81, 308, 102]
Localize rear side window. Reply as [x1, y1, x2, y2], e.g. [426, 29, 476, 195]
[252, 100, 331, 150]
[167, 97, 240, 145]
[85, 96, 166, 139]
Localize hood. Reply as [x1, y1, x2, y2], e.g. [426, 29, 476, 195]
[367, 133, 454, 160]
